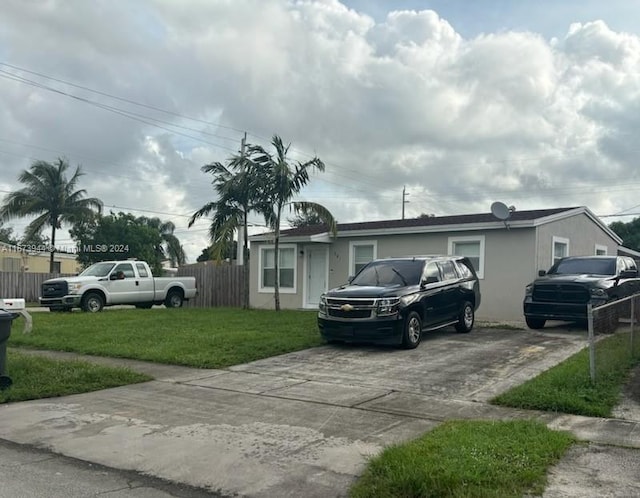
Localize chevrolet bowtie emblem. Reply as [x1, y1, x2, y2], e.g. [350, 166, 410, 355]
[340, 304, 354, 312]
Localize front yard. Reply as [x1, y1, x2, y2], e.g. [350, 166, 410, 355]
[9, 307, 322, 368]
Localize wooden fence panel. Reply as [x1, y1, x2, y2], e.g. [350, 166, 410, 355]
[0, 272, 73, 303]
[0, 265, 246, 308]
[177, 264, 245, 308]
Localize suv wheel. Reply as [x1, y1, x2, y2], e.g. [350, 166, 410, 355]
[402, 311, 422, 349]
[455, 301, 474, 333]
[525, 317, 546, 329]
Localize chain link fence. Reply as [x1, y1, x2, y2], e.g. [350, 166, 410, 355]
[588, 294, 640, 382]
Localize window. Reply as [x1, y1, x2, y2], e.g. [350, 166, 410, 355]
[423, 262, 440, 283]
[349, 240, 377, 276]
[448, 236, 485, 278]
[552, 236, 569, 264]
[136, 263, 149, 277]
[595, 244, 607, 256]
[113, 263, 135, 278]
[259, 245, 296, 293]
[52, 261, 61, 273]
[438, 260, 458, 281]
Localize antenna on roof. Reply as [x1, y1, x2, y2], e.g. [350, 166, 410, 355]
[491, 201, 514, 229]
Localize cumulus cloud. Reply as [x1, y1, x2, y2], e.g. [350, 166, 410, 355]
[1, 1, 639, 261]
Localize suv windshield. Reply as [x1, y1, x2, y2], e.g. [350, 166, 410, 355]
[80, 262, 116, 277]
[550, 258, 616, 276]
[351, 260, 423, 287]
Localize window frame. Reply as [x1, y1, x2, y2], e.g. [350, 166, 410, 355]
[448, 235, 485, 279]
[595, 244, 608, 256]
[348, 240, 377, 276]
[258, 244, 297, 294]
[552, 236, 570, 265]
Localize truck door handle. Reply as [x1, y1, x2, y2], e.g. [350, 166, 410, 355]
[135, 281, 139, 286]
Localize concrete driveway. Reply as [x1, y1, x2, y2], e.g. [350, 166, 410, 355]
[2, 325, 637, 497]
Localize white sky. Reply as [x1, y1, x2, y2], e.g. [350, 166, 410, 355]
[1, 0, 640, 262]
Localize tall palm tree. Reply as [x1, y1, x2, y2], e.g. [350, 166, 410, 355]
[0, 158, 102, 272]
[139, 217, 186, 267]
[250, 135, 336, 311]
[188, 148, 258, 308]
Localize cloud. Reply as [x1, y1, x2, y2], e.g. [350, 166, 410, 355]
[1, 1, 640, 262]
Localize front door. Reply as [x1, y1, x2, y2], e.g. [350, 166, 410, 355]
[306, 246, 327, 308]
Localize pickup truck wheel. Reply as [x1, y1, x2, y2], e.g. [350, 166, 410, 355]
[402, 311, 422, 349]
[165, 290, 183, 308]
[81, 293, 104, 313]
[455, 301, 475, 333]
[525, 317, 546, 329]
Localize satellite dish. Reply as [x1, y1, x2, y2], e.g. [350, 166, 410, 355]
[491, 201, 512, 221]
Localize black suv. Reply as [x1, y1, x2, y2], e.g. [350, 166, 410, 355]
[317, 256, 481, 349]
[523, 255, 640, 329]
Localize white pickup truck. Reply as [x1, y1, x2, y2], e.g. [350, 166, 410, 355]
[39, 260, 197, 312]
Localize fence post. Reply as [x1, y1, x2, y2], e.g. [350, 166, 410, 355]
[632, 296, 636, 357]
[588, 303, 596, 383]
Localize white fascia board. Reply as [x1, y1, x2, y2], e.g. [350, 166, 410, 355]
[249, 233, 332, 243]
[333, 221, 534, 238]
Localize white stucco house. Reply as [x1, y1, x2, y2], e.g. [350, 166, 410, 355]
[249, 206, 624, 321]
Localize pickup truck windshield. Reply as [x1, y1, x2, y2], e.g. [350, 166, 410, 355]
[351, 260, 423, 286]
[550, 258, 616, 276]
[80, 262, 116, 277]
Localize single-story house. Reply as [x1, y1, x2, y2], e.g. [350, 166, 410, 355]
[0, 241, 80, 274]
[249, 206, 624, 321]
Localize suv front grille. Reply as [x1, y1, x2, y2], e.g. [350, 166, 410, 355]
[533, 283, 589, 304]
[41, 281, 68, 298]
[326, 297, 376, 319]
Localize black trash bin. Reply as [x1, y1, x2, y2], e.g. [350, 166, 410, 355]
[0, 310, 16, 389]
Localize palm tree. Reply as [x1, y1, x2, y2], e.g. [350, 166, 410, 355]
[188, 147, 258, 309]
[139, 217, 186, 267]
[250, 135, 336, 311]
[0, 158, 103, 272]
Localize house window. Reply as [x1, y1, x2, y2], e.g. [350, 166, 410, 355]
[349, 240, 377, 276]
[259, 245, 296, 293]
[595, 244, 607, 256]
[2, 257, 21, 272]
[448, 236, 485, 279]
[52, 261, 61, 273]
[552, 236, 569, 264]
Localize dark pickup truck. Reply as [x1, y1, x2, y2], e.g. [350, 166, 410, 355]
[317, 255, 481, 349]
[523, 255, 640, 329]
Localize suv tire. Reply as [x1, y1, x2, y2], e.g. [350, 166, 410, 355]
[455, 301, 474, 333]
[402, 311, 422, 349]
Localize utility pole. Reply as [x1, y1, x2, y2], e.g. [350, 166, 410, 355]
[402, 186, 410, 219]
[238, 132, 250, 310]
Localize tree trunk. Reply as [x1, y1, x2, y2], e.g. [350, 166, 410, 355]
[49, 226, 56, 273]
[274, 207, 281, 311]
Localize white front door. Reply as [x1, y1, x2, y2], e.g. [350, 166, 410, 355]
[306, 246, 327, 308]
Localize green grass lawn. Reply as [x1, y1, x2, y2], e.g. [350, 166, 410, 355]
[349, 420, 576, 498]
[492, 331, 639, 417]
[9, 307, 322, 368]
[0, 350, 151, 404]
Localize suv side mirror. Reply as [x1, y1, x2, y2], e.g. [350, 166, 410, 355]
[538, 270, 546, 277]
[620, 269, 638, 279]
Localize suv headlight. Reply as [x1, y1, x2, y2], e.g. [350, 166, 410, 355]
[525, 283, 533, 297]
[377, 297, 400, 316]
[319, 294, 327, 314]
[68, 282, 83, 294]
